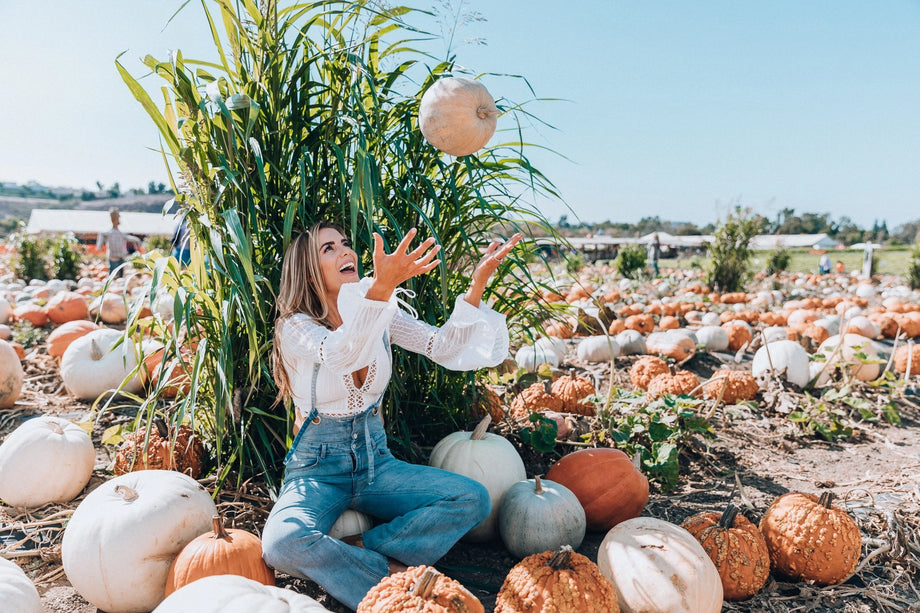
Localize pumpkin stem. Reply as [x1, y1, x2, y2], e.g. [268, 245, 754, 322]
[412, 567, 442, 599]
[471, 415, 491, 440]
[89, 338, 103, 361]
[542, 379, 552, 394]
[718, 503, 740, 529]
[210, 514, 233, 541]
[818, 491, 835, 508]
[476, 105, 498, 120]
[47, 420, 64, 435]
[114, 485, 139, 502]
[534, 475, 544, 495]
[547, 545, 574, 570]
[154, 417, 169, 438]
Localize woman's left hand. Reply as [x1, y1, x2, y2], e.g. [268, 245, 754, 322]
[465, 233, 522, 307]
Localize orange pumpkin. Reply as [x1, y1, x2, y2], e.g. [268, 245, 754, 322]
[509, 380, 563, 419]
[545, 448, 648, 531]
[46, 320, 101, 359]
[759, 492, 861, 586]
[629, 356, 670, 390]
[624, 314, 654, 334]
[894, 344, 920, 375]
[550, 370, 596, 416]
[682, 504, 770, 600]
[13, 303, 48, 327]
[165, 514, 274, 596]
[494, 546, 619, 612]
[646, 370, 700, 398]
[45, 291, 89, 325]
[657, 315, 680, 330]
[722, 322, 752, 352]
[357, 565, 484, 613]
[113, 419, 208, 479]
[703, 370, 759, 404]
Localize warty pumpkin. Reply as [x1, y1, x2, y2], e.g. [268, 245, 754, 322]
[894, 343, 920, 375]
[646, 369, 700, 398]
[509, 380, 563, 419]
[418, 76, 498, 157]
[165, 514, 274, 596]
[494, 545, 619, 613]
[0, 340, 24, 409]
[598, 516, 723, 613]
[429, 415, 526, 542]
[681, 503, 770, 600]
[113, 418, 208, 479]
[628, 355, 670, 390]
[356, 565, 484, 613]
[759, 491, 861, 585]
[703, 370, 759, 404]
[550, 369, 596, 416]
[498, 476, 586, 558]
[545, 448, 648, 531]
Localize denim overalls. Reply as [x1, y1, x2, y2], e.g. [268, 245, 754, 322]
[261, 341, 491, 610]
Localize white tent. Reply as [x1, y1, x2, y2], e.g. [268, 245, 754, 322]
[25, 209, 177, 238]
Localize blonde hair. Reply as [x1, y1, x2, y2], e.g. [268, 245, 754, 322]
[272, 221, 343, 403]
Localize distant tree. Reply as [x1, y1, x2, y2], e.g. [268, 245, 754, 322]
[95, 180, 104, 192]
[557, 214, 569, 228]
[80, 191, 96, 201]
[706, 207, 764, 292]
[107, 182, 121, 198]
[892, 219, 920, 244]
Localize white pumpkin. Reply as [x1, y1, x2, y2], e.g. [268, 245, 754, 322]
[0, 340, 24, 409]
[514, 342, 560, 372]
[700, 312, 721, 327]
[60, 328, 143, 400]
[761, 326, 789, 344]
[695, 326, 729, 352]
[811, 333, 881, 386]
[751, 340, 811, 388]
[813, 316, 840, 336]
[418, 76, 498, 157]
[429, 416, 526, 542]
[0, 323, 11, 340]
[537, 335, 568, 361]
[845, 315, 881, 339]
[0, 298, 10, 324]
[328, 509, 374, 540]
[576, 335, 620, 363]
[498, 476, 585, 558]
[597, 516, 723, 613]
[153, 575, 330, 613]
[0, 415, 94, 508]
[0, 557, 40, 613]
[62, 470, 217, 613]
[615, 329, 646, 355]
[90, 292, 128, 324]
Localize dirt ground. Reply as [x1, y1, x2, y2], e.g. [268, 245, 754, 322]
[3, 345, 920, 613]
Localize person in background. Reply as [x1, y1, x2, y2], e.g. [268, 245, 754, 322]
[96, 208, 141, 277]
[648, 233, 661, 277]
[818, 253, 831, 274]
[170, 215, 191, 267]
[835, 260, 845, 274]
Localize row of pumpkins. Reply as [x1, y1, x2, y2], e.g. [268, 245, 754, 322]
[1, 405, 863, 613]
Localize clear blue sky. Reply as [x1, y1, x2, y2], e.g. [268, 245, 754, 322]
[2, 1, 919, 228]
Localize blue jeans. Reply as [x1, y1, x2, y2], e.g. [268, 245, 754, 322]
[261, 405, 491, 610]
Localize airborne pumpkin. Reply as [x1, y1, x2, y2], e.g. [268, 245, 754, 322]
[418, 77, 498, 157]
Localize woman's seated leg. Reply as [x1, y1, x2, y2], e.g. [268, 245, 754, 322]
[351, 458, 491, 566]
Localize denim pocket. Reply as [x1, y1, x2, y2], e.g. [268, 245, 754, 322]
[286, 445, 323, 472]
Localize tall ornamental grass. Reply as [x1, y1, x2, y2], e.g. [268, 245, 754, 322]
[118, 0, 562, 489]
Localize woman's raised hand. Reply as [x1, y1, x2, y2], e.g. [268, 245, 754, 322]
[366, 228, 441, 302]
[465, 232, 523, 307]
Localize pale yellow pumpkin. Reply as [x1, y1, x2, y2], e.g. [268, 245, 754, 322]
[418, 77, 498, 156]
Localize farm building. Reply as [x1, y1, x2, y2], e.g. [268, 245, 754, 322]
[25, 209, 178, 244]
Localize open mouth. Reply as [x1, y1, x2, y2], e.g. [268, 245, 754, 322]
[339, 262, 356, 274]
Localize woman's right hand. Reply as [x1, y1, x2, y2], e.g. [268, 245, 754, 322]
[365, 228, 441, 302]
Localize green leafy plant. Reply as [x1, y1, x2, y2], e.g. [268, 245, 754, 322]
[11, 231, 47, 281]
[706, 207, 763, 292]
[907, 241, 920, 290]
[614, 243, 646, 280]
[598, 389, 714, 490]
[766, 246, 790, 274]
[518, 413, 558, 453]
[11, 321, 47, 349]
[144, 234, 173, 254]
[787, 384, 899, 442]
[119, 0, 560, 490]
[49, 233, 82, 280]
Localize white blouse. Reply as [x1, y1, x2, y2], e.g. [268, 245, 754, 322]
[277, 278, 509, 421]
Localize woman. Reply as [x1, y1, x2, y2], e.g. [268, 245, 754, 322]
[262, 221, 521, 610]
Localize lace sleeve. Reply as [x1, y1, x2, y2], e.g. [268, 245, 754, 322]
[389, 295, 509, 371]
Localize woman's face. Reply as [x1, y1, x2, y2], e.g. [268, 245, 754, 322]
[317, 227, 359, 299]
